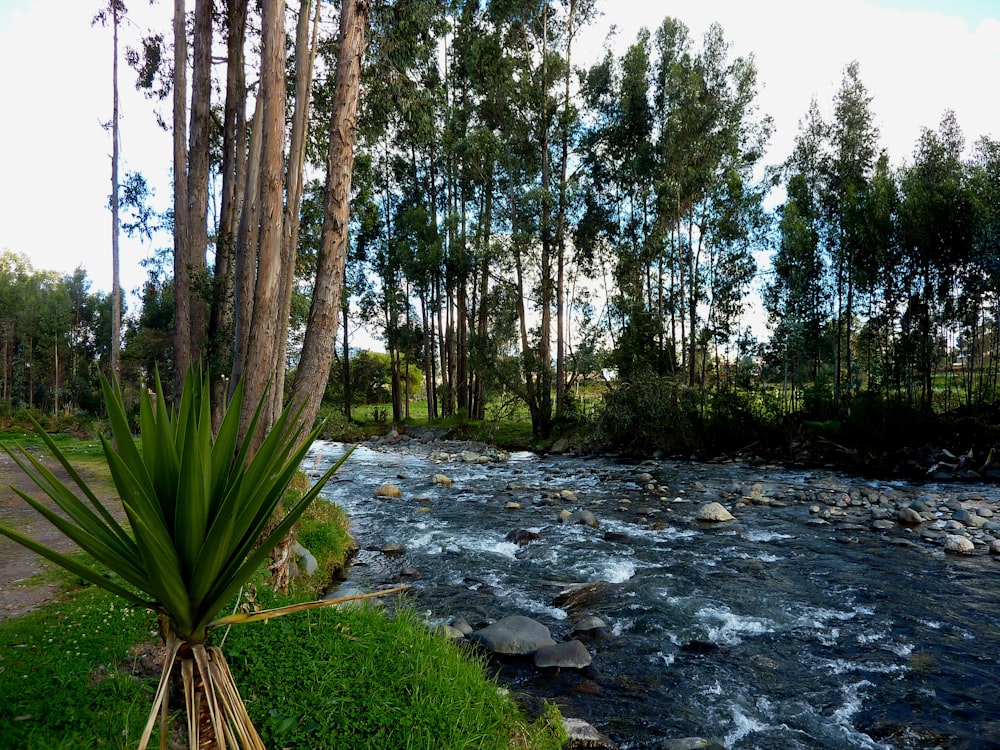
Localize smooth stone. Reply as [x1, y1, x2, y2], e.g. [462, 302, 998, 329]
[562, 718, 617, 750]
[872, 519, 895, 531]
[562, 510, 600, 528]
[570, 615, 610, 637]
[898, 507, 924, 525]
[432, 473, 453, 487]
[293, 542, 318, 576]
[533, 639, 592, 669]
[380, 542, 405, 555]
[469, 615, 556, 655]
[437, 624, 466, 640]
[943, 535, 975, 554]
[374, 483, 402, 498]
[696, 502, 735, 522]
[656, 739, 723, 750]
[990, 540, 1000, 555]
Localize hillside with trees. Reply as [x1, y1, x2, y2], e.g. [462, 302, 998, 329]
[2, 1, 998, 476]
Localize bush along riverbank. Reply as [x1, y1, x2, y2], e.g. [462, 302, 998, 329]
[0, 495, 567, 750]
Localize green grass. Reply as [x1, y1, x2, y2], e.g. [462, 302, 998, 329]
[225, 589, 565, 750]
[0, 501, 564, 750]
[0, 584, 156, 749]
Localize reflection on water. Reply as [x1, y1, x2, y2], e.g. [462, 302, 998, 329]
[309, 442, 1000, 749]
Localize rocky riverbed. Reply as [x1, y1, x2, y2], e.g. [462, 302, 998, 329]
[313, 430, 1000, 749]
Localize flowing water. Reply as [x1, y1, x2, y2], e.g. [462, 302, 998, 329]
[306, 441, 1000, 749]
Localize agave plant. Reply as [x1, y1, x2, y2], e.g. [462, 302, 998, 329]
[0, 371, 401, 749]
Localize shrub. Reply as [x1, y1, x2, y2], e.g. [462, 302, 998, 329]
[596, 371, 698, 455]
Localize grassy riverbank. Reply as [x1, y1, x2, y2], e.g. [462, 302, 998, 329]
[0, 447, 566, 750]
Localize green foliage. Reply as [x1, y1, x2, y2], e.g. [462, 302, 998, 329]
[0, 369, 348, 643]
[802, 374, 837, 420]
[701, 386, 782, 452]
[295, 501, 354, 584]
[596, 371, 698, 455]
[0, 580, 564, 750]
[0, 587, 154, 749]
[226, 599, 564, 750]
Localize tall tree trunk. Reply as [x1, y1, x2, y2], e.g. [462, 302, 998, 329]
[110, 0, 121, 382]
[240, 0, 287, 449]
[289, 0, 370, 437]
[230, 95, 263, 396]
[209, 0, 248, 424]
[341, 297, 352, 419]
[187, 0, 212, 360]
[274, 0, 321, 420]
[172, 0, 189, 400]
[536, 3, 552, 438]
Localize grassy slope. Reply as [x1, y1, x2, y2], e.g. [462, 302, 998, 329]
[0, 439, 565, 750]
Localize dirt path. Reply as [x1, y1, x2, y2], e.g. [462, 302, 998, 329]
[0, 451, 124, 622]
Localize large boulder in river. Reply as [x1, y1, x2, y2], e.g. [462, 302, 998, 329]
[534, 639, 592, 669]
[469, 615, 556, 655]
[432, 473, 453, 487]
[943, 535, 975, 554]
[696, 502, 735, 522]
[374, 483, 402, 498]
[562, 718, 618, 750]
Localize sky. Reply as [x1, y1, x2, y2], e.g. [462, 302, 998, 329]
[0, 0, 997, 311]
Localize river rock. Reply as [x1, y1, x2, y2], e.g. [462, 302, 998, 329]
[469, 615, 556, 655]
[990, 540, 1000, 555]
[562, 510, 600, 528]
[562, 717, 618, 750]
[871, 519, 895, 531]
[570, 615, 610, 638]
[374, 483, 402, 498]
[505, 528, 540, 546]
[696, 502, 735, 522]
[293, 542, 318, 576]
[432, 473, 453, 487]
[534, 639, 592, 669]
[554, 581, 618, 612]
[380, 541, 405, 555]
[943, 535, 975, 554]
[437, 623, 467, 640]
[656, 739, 723, 750]
[897, 506, 924, 525]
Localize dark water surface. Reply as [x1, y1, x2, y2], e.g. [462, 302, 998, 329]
[307, 442, 1000, 749]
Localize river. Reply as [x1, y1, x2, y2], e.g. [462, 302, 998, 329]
[305, 439, 1000, 750]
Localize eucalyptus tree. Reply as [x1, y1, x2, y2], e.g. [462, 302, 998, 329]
[765, 172, 828, 407]
[578, 33, 658, 377]
[899, 110, 975, 409]
[91, 1, 127, 381]
[967, 136, 1000, 401]
[828, 61, 880, 402]
[851, 152, 901, 397]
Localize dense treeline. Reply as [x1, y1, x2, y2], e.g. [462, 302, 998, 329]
[4, 2, 998, 463]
